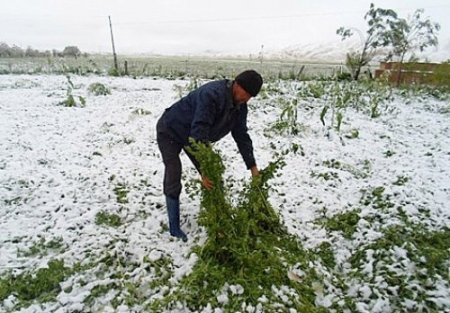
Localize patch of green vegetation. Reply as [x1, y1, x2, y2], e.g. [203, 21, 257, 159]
[83, 283, 118, 305]
[131, 108, 151, 115]
[173, 77, 200, 98]
[322, 159, 368, 179]
[393, 175, 409, 186]
[95, 211, 122, 227]
[318, 209, 361, 239]
[344, 128, 359, 139]
[311, 170, 340, 181]
[291, 142, 305, 156]
[438, 105, 450, 114]
[111, 281, 142, 309]
[266, 98, 306, 136]
[4, 196, 22, 205]
[0, 259, 73, 308]
[349, 223, 450, 310]
[18, 237, 65, 257]
[144, 255, 174, 290]
[122, 137, 135, 145]
[306, 81, 326, 98]
[315, 242, 336, 269]
[59, 75, 86, 108]
[78, 251, 155, 309]
[384, 150, 395, 157]
[108, 67, 120, 77]
[87, 82, 111, 95]
[150, 140, 327, 312]
[360, 186, 395, 212]
[113, 183, 129, 204]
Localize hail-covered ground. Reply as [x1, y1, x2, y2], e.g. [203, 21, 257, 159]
[0, 74, 449, 313]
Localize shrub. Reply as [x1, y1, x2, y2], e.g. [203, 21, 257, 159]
[88, 82, 111, 96]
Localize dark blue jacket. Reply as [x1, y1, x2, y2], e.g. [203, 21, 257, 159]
[160, 79, 256, 169]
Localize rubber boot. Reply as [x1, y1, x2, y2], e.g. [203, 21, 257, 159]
[165, 196, 187, 242]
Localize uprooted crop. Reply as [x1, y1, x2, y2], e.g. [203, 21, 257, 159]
[149, 140, 327, 312]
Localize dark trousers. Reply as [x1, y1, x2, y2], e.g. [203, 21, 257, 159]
[157, 117, 184, 199]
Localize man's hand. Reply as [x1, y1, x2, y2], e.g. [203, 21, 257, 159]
[250, 165, 262, 187]
[250, 165, 259, 177]
[201, 175, 213, 190]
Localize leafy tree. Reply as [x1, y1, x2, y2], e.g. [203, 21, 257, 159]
[25, 46, 41, 57]
[62, 46, 81, 58]
[337, 3, 398, 80]
[0, 43, 25, 58]
[0, 42, 11, 57]
[9, 45, 25, 57]
[384, 9, 440, 85]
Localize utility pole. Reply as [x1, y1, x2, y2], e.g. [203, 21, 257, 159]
[108, 16, 119, 73]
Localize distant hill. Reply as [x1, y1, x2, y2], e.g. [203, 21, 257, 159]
[191, 39, 450, 63]
[265, 39, 450, 63]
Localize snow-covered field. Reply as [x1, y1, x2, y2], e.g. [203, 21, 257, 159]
[0, 74, 449, 313]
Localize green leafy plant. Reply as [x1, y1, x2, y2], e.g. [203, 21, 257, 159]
[108, 67, 120, 77]
[60, 75, 86, 107]
[88, 82, 111, 95]
[318, 82, 356, 133]
[307, 81, 326, 98]
[336, 111, 343, 132]
[269, 98, 304, 135]
[320, 105, 329, 126]
[344, 128, 359, 139]
[113, 183, 129, 204]
[393, 175, 409, 186]
[173, 77, 200, 98]
[311, 170, 340, 181]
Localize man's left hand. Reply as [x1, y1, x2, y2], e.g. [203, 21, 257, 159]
[201, 175, 213, 190]
[250, 166, 259, 177]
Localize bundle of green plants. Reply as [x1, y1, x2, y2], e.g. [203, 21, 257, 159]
[0, 259, 73, 307]
[151, 140, 325, 312]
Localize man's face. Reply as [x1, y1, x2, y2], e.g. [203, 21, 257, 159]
[233, 83, 252, 105]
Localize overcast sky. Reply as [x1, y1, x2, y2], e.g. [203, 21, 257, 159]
[1, 0, 449, 56]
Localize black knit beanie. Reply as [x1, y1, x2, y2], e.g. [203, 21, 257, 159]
[235, 70, 263, 97]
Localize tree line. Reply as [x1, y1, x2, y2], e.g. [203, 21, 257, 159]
[0, 43, 87, 58]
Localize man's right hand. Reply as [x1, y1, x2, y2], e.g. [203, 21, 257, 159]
[201, 175, 213, 190]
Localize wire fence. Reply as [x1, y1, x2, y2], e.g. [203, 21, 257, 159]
[0, 55, 347, 80]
